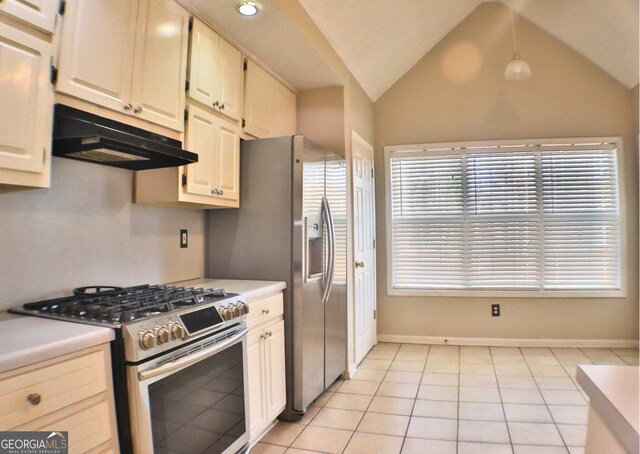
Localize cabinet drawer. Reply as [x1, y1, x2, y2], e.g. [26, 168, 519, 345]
[18, 394, 115, 454]
[0, 349, 108, 429]
[247, 293, 283, 329]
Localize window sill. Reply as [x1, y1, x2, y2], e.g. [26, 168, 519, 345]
[387, 288, 627, 298]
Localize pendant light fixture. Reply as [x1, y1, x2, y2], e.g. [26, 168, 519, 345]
[505, 8, 532, 81]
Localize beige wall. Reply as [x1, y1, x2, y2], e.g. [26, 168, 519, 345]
[374, 2, 639, 341]
[0, 158, 205, 311]
[297, 86, 346, 156]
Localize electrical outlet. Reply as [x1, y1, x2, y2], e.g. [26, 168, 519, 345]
[491, 304, 500, 317]
[180, 229, 188, 248]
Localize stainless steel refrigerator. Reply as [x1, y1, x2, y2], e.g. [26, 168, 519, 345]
[206, 135, 347, 419]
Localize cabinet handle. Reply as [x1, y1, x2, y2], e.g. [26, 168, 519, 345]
[219, 189, 224, 195]
[213, 101, 220, 108]
[134, 106, 143, 114]
[266, 331, 272, 338]
[219, 103, 225, 110]
[27, 393, 41, 406]
[123, 103, 133, 112]
[262, 308, 270, 315]
[260, 333, 267, 340]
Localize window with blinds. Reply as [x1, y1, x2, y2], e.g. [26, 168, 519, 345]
[386, 139, 623, 295]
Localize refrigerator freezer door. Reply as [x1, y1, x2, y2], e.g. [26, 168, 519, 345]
[324, 153, 348, 388]
[292, 136, 327, 412]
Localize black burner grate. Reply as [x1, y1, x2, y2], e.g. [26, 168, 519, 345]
[22, 285, 229, 324]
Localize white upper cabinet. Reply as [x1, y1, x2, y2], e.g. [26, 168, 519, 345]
[188, 18, 218, 108]
[272, 82, 296, 137]
[188, 19, 243, 122]
[243, 58, 296, 139]
[56, 0, 189, 132]
[185, 104, 240, 201]
[0, 22, 53, 182]
[0, 0, 57, 33]
[243, 59, 272, 138]
[131, 0, 189, 131]
[56, 0, 138, 114]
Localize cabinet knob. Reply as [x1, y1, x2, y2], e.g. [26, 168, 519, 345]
[355, 261, 365, 268]
[213, 101, 220, 108]
[219, 103, 225, 110]
[27, 393, 41, 406]
[219, 189, 224, 195]
[134, 106, 143, 114]
[124, 103, 133, 112]
[262, 308, 270, 315]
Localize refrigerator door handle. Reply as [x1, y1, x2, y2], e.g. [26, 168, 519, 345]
[321, 196, 336, 305]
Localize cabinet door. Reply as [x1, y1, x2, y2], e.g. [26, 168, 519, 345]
[247, 331, 267, 437]
[185, 105, 215, 197]
[0, 23, 52, 174]
[56, 0, 137, 114]
[272, 83, 296, 137]
[265, 320, 286, 420]
[0, 0, 57, 33]
[215, 38, 243, 121]
[212, 115, 240, 201]
[130, 0, 189, 132]
[243, 59, 272, 138]
[188, 18, 218, 109]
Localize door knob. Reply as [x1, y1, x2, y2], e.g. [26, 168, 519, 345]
[355, 261, 365, 268]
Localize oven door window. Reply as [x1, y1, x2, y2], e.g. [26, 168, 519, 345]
[148, 342, 245, 454]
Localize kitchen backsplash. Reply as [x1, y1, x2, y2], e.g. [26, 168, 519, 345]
[0, 157, 205, 311]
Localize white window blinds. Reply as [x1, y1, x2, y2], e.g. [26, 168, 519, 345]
[387, 140, 621, 293]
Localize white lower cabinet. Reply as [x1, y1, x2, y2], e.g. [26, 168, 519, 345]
[0, 344, 119, 453]
[247, 329, 267, 436]
[247, 294, 286, 442]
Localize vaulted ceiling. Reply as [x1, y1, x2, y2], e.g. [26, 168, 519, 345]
[299, 0, 639, 100]
[178, 0, 639, 101]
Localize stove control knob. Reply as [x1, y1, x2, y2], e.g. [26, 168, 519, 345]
[237, 302, 248, 316]
[218, 306, 229, 320]
[155, 325, 170, 344]
[139, 330, 156, 350]
[169, 322, 186, 340]
[226, 304, 237, 320]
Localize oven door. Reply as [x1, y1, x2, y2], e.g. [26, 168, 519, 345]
[127, 326, 249, 454]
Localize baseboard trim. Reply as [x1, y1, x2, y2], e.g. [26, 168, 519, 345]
[377, 334, 639, 348]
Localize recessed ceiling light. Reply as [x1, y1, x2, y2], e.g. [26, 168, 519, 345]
[237, 1, 259, 16]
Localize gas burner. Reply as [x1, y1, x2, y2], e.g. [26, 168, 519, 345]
[19, 285, 235, 325]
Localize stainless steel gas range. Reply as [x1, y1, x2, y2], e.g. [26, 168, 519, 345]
[11, 285, 251, 454]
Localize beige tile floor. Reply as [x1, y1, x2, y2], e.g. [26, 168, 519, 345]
[252, 343, 639, 454]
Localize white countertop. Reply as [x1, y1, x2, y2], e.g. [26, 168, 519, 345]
[178, 278, 286, 302]
[577, 365, 639, 454]
[0, 312, 114, 375]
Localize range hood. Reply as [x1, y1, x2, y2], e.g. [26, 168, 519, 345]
[52, 104, 198, 170]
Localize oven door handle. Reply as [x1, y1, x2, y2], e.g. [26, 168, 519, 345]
[138, 327, 248, 381]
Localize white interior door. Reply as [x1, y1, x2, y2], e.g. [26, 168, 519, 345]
[352, 132, 377, 364]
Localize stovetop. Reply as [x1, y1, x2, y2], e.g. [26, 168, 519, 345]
[14, 284, 234, 326]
